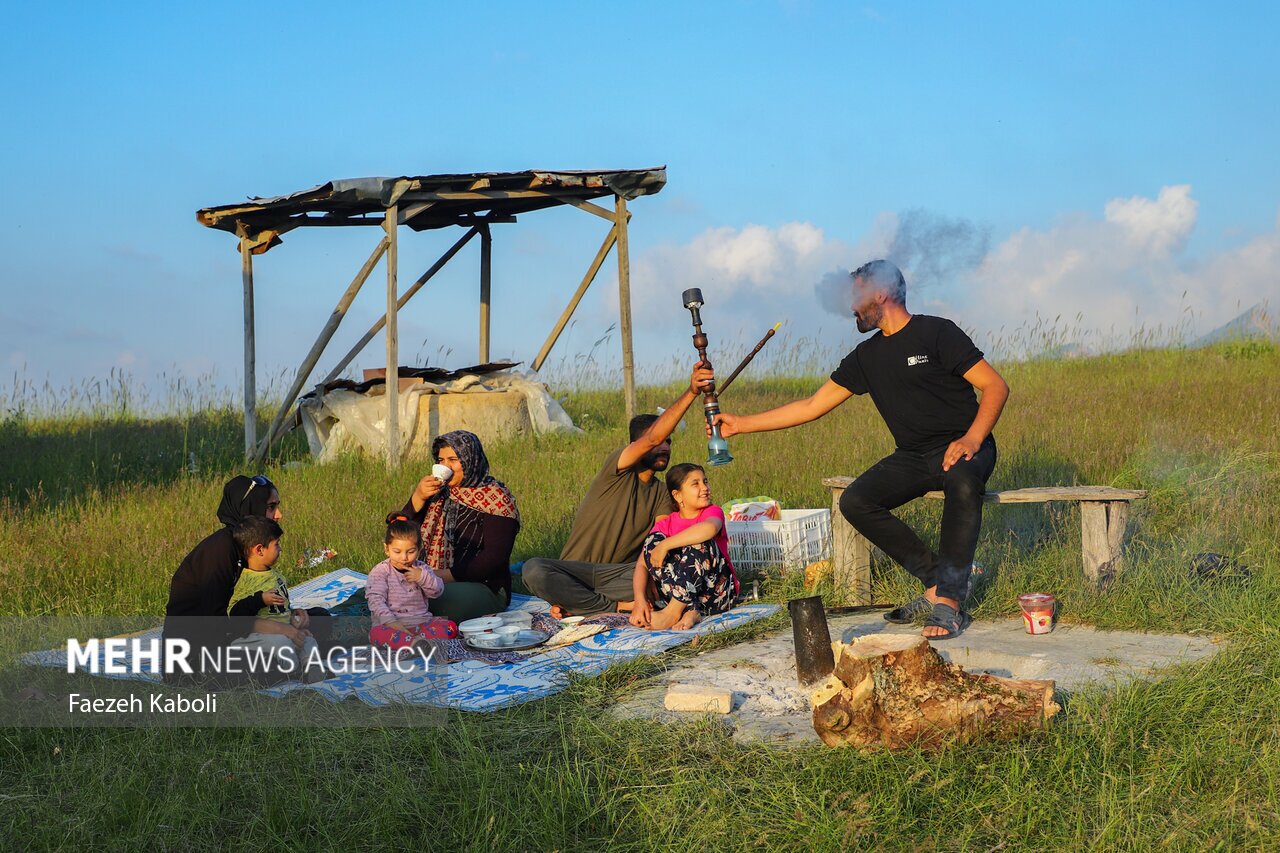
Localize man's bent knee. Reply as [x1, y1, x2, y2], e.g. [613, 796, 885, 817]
[942, 471, 985, 505]
[521, 557, 552, 592]
[839, 487, 883, 524]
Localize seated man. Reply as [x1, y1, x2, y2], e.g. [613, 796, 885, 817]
[522, 362, 714, 617]
[715, 260, 1009, 640]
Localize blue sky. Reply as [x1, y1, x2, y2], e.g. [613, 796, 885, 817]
[3, 2, 1278, 401]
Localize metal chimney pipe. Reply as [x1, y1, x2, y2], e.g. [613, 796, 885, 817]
[788, 595, 835, 686]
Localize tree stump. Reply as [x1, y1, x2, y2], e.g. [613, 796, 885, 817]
[811, 634, 1060, 749]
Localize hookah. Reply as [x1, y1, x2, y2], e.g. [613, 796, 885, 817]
[681, 288, 735, 466]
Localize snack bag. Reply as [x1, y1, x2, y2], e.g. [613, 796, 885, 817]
[727, 498, 781, 521]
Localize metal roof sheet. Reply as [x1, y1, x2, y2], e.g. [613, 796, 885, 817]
[197, 167, 666, 250]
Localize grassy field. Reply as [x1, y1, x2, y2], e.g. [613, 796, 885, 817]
[2, 343, 1279, 850]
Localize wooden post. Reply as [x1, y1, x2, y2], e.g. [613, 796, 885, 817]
[1081, 500, 1129, 587]
[615, 195, 636, 423]
[829, 486, 873, 604]
[479, 223, 492, 363]
[254, 236, 388, 462]
[531, 224, 618, 372]
[385, 205, 400, 468]
[240, 238, 257, 461]
[321, 227, 478, 386]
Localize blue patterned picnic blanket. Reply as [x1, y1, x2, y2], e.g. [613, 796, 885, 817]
[22, 568, 780, 712]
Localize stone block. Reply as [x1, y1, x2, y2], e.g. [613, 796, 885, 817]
[663, 683, 733, 714]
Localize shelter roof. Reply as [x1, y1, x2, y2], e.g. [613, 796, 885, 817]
[196, 167, 666, 251]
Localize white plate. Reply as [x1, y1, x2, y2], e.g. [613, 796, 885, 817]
[463, 629, 550, 652]
[458, 616, 503, 634]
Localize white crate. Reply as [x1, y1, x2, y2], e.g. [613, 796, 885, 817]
[727, 508, 832, 572]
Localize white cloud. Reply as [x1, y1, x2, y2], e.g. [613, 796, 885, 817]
[587, 186, 1280, 377]
[949, 186, 1280, 353]
[1103, 184, 1198, 256]
[625, 221, 857, 339]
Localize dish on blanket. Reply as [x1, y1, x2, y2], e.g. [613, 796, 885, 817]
[464, 628, 550, 652]
[459, 616, 503, 637]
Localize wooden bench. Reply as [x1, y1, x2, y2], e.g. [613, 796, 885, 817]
[821, 479, 1148, 603]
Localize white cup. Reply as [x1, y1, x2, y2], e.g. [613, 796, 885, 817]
[431, 463, 453, 484]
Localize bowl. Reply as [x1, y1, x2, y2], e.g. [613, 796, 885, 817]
[494, 625, 523, 646]
[558, 615, 585, 628]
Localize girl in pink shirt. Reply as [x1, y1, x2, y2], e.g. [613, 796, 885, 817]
[630, 463, 738, 631]
[367, 513, 459, 648]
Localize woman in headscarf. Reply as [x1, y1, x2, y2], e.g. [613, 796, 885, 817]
[402, 430, 521, 623]
[163, 475, 327, 683]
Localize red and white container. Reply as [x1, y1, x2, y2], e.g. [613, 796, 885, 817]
[1018, 593, 1056, 635]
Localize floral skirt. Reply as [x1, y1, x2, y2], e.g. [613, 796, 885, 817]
[642, 531, 735, 616]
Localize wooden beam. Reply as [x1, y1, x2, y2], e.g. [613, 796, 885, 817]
[1081, 500, 1129, 587]
[253, 236, 388, 461]
[830, 490, 873, 605]
[320, 227, 479, 386]
[280, 216, 386, 227]
[821, 480, 1148, 504]
[615, 195, 636, 423]
[386, 205, 400, 468]
[479, 223, 492, 363]
[397, 201, 435, 225]
[396, 189, 563, 201]
[531, 224, 618, 372]
[563, 197, 621, 223]
[240, 239, 257, 461]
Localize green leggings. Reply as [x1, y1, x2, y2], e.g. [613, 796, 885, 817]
[433, 582, 509, 623]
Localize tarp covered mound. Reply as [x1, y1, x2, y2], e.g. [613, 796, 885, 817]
[299, 366, 580, 463]
[22, 569, 780, 712]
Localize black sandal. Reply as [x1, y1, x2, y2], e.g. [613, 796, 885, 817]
[883, 596, 932, 624]
[923, 602, 972, 640]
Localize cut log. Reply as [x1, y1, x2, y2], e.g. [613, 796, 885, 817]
[811, 634, 1059, 750]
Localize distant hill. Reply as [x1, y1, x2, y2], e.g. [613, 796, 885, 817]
[1037, 341, 1095, 359]
[1196, 304, 1279, 346]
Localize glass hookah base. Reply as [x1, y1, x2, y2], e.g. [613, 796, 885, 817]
[706, 447, 734, 466]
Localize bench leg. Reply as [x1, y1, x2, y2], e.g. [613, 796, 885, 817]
[830, 487, 873, 604]
[1081, 500, 1129, 587]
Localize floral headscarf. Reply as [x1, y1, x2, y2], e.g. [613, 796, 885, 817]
[419, 431, 519, 572]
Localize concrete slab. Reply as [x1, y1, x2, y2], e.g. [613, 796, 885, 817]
[612, 613, 1221, 746]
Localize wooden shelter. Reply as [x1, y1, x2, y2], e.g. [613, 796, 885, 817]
[197, 167, 666, 464]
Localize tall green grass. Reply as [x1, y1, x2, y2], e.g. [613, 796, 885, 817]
[1, 342, 1279, 849]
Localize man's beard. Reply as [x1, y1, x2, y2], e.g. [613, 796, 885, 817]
[855, 304, 882, 334]
[640, 449, 670, 472]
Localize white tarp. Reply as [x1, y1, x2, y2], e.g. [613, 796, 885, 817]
[299, 368, 579, 463]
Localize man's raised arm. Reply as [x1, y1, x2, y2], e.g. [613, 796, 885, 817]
[617, 362, 715, 472]
[714, 379, 853, 438]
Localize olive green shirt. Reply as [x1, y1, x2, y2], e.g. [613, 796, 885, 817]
[560, 446, 669, 564]
[227, 567, 292, 624]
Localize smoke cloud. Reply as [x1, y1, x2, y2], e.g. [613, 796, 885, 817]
[812, 210, 990, 317]
[887, 209, 991, 293]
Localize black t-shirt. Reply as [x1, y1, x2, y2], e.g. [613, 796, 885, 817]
[830, 315, 985, 453]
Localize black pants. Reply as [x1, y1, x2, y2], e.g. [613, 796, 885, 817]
[838, 436, 997, 603]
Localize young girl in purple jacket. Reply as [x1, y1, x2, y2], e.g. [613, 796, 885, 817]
[366, 513, 459, 648]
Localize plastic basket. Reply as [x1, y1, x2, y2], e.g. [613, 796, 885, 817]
[726, 508, 832, 572]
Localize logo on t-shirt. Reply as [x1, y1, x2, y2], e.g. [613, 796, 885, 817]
[906, 354, 930, 366]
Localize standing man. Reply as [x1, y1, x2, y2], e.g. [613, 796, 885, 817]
[715, 260, 1009, 639]
[523, 362, 715, 617]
